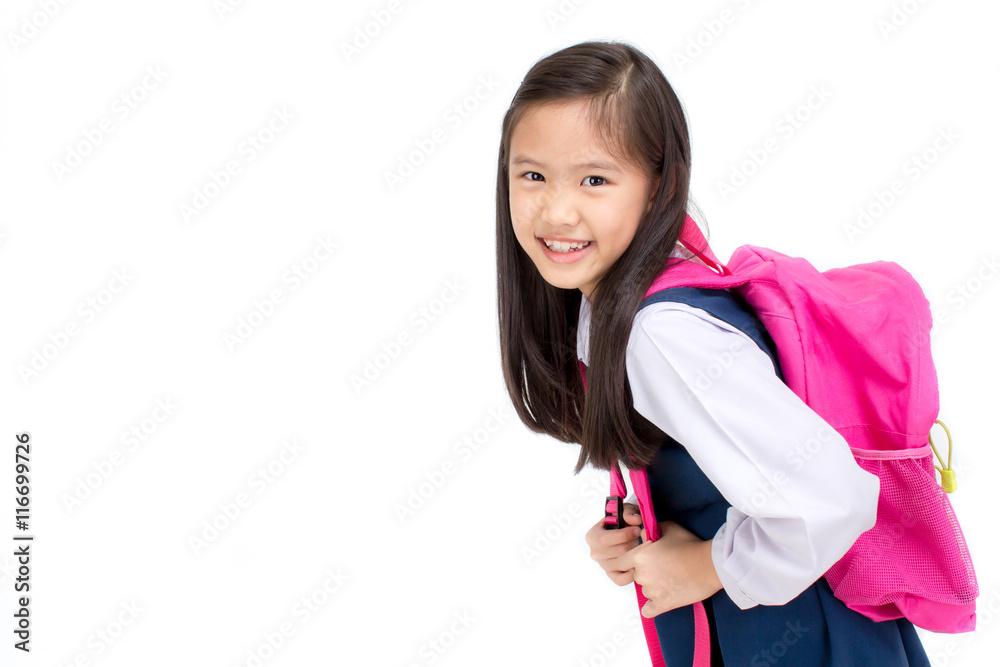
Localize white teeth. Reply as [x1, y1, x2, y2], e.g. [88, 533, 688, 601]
[543, 239, 592, 252]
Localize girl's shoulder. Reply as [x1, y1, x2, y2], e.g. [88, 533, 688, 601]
[630, 291, 753, 347]
[626, 294, 774, 375]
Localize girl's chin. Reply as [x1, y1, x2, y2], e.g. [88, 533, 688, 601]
[536, 269, 588, 292]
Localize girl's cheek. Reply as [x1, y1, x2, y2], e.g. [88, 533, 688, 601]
[510, 187, 540, 217]
[510, 214, 532, 242]
[511, 201, 537, 226]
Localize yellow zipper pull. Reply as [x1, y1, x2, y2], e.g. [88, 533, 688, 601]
[929, 419, 957, 493]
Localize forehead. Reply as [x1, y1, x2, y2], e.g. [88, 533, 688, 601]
[509, 100, 635, 174]
[510, 100, 603, 152]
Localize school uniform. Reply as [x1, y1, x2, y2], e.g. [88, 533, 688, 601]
[576, 244, 932, 666]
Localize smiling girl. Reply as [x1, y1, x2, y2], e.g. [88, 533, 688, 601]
[494, 41, 931, 666]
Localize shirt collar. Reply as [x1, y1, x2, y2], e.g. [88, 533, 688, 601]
[577, 293, 593, 366]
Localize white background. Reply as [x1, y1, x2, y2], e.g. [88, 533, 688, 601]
[1, 0, 997, 665]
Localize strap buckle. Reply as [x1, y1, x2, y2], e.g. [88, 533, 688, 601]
[603, 495, 626, 530]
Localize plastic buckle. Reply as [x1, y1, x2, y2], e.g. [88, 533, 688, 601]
[604, 495, 626, 530]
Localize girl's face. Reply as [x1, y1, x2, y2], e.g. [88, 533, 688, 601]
[508, 99, 659, 300]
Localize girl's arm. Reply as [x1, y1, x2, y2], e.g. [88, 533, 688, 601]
[624, 300, 880, 610]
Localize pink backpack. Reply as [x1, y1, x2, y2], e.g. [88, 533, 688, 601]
[584, 214, 979, 666]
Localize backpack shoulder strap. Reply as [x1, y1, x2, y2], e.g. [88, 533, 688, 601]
[640, 286, 783, 381]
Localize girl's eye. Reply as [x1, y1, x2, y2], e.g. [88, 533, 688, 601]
[520, 172, 606, 186]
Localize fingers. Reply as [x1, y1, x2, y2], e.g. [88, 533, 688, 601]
[589, 534, 640, 562]
[603, 507, 642, 542]
[587, 515, 641, 545]
[585, 508, 646, 577]
[587, 531, 641, 572]
[608, 568, 636, 586]
[606, 526, 642, 549]
[587, 505, 641, 537]
[585, 517, 604, 543]
[623, 503, 642, 525]
[608, 537, 641, 559]
[616, 544, 635, 571]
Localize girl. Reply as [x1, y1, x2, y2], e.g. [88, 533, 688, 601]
[495, 40, 931, 666]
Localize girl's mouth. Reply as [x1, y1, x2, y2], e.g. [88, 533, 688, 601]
[538, 237, 594, 264]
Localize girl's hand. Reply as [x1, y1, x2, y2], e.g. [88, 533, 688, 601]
[618, 520, 724, 617]
[584, 503, 644, 586]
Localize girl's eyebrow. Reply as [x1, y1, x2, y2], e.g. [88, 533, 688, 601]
[510, 154, 622, 173]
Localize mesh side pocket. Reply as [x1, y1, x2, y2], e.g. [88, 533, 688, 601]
[824, 445, 978, 611]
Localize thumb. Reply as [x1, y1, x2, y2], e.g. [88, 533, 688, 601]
[641, 599, 660, 619]
[623, 504, 643, 525]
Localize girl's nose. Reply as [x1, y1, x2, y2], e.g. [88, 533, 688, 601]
[539, 185, 580, 226]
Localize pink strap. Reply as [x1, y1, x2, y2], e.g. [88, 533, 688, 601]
[678, 215, 732, 277]
[611, 462, 627, 499]
[581, 360, 711, 666]
[627, 468, 710, 666]
[693, 601, 710, 665]
[634, 582, 668, 667]
[627, 467, 661, 542]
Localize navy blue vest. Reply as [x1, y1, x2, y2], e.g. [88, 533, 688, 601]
[635, 287, 929, 667]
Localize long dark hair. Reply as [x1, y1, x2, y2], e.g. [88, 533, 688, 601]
[496, 40, 703, 474]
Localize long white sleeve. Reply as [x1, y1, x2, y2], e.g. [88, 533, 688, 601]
[622, 300, 880, 609]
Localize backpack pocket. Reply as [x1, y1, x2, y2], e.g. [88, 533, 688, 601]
[822, 444, 979, 632]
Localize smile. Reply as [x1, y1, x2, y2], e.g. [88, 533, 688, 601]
[537, 237, 593, 264]
[542, 238, 593, 252]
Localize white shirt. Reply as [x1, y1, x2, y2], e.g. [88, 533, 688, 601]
[576, 246, 880, 609]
